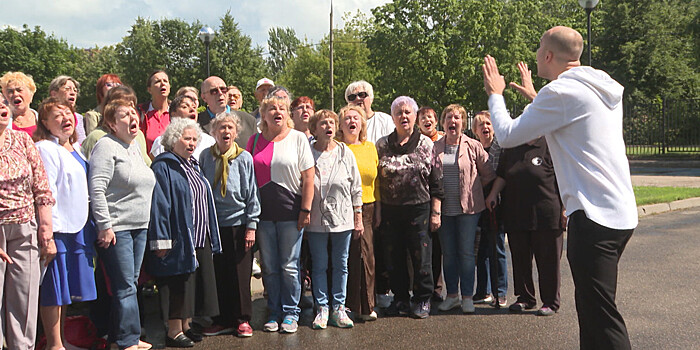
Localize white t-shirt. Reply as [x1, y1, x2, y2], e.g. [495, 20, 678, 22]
[366, 111, 395, 144]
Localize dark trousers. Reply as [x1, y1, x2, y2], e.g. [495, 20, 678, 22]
[346, 203, 376, 315]
[567, 210, 634, 350]
[432, 231, 443, 295]
[157, 272, 194, 320]
[213, 226, 253, 326]
[373, 224, 391, 295]
[475, 224, 508, 298]
[383, 203, 433, 303]
[508, 229, 563, 309]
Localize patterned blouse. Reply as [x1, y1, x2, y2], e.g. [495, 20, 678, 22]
[0, 130, 55, 224]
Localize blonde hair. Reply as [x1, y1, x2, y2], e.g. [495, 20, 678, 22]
[471, 110, 491, 137]
[259, 95, 294, 133]
[176, 86, 198, 98]
[336, 105, 367, 142]
[308, 109, 339, 137]
[0, 71, 37, 94]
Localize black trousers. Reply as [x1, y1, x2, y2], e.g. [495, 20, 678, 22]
[508, 229, 563, 309]
[213, 226, 253, 326]
[567, 210, 634, 350]
[383, 203, 433, 303]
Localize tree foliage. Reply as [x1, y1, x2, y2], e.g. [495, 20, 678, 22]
[266, 27, 301, 80]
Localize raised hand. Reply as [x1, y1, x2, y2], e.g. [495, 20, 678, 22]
[509, 61, 537, 101]
[482, 55, 506, 96]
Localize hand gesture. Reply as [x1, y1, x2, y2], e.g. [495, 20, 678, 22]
[509, 61, 537, 101]
[482, 55, 506, 96]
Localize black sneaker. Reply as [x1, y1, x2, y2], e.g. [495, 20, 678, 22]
[508, 302, 536, 313]
[412, 300, 431, 319]
[386, 301, 410, 316]
[431, 291, 444, 302]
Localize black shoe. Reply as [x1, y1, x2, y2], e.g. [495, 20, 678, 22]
[431, 291, 444, 302]
[508, 302, 536, 313]
[166, 333, 194, 348]
[385, 301, 410, 317]
[184, 329, 202, 342]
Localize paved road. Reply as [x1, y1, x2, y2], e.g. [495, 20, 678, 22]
[140, 207, 699, 349]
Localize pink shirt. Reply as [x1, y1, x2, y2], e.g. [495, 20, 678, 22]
[140, 103, 170, 151]
[0, 130, 55, 224]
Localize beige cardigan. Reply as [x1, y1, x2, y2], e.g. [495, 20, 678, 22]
[433, 135, 496, 214]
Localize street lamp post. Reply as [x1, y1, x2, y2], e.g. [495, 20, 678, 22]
[198, 26, 216, 77]
[578, 0, 599, 66]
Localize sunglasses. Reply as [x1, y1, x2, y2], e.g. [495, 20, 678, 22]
[347, 91, 368, 101]
[209, 86, 228, 95]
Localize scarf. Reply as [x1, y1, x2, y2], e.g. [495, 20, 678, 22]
[387, 127, 421, 155]
[210, 143, 244, 197]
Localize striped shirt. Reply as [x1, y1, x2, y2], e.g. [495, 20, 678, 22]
[441, 144, 462, 216]
[175, 154, 210, 249]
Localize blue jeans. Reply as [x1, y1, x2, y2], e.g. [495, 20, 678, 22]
[257, 221, 303, 321]
[475, 223, 508, 298]
[98, 229, 146, 349]
[439, 213, 480, 297]
[306, 230, 352, 308]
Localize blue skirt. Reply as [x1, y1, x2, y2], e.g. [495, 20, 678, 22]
[40, 219, 97, 306]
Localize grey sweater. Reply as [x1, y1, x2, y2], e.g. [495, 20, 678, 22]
[89, 134, 156, 232]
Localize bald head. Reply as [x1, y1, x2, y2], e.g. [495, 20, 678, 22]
[201, 76, 228, 114]
[536, 26, 583, 80]
[542, 26, 584, 62]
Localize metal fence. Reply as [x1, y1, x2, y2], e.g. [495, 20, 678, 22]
[464, 99, 700, 156]
[624, 98, 700, 156]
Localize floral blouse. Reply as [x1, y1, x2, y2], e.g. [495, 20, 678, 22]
[0, 130, 55, 224]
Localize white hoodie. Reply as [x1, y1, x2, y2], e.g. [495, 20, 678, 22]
[488, 66, 638, 230]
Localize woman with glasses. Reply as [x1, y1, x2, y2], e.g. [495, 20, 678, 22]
[0, 72, 39, 136]
[344, 81, 394, 144]
[48, 76, 87, 143]
[84, 74, 122, 135]
[226, 86, 243, 111]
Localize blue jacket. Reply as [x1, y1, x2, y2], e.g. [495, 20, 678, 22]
[146, 151, 222, 277]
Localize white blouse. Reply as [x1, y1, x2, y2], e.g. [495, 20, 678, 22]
[36, 137, 89, 233]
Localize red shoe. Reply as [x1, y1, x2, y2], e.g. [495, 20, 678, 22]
[202, 324, 234, 336]
[237, 322, 253, 337]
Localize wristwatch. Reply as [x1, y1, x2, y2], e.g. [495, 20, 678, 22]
[354, 207, 363, 213]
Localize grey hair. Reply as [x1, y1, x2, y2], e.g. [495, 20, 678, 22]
[48, 75, 80, 95]
[210, 111, 241, 137]
[266, 85, 293, 101]
[344, 80, 374, 103]
[390, 96, 419, 116]
[161, 117, 202, 152]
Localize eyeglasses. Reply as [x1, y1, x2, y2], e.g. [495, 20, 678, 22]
[105, 82, 121, 88]
[209, 86, 228, 95]
[294, 104, 313, 111]
[229, 94, 241, 99]
[347, 91, 368, 102]
[62, 86, 79, 93]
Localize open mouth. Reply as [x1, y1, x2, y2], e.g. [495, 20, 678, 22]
[0, 110, 8, 118]
[274, 115, 283, 122]
[400, 119, 409, 126]
[67, 97, 76, 103]
[188, 113, 197, 120]
[325, 130, 333, 136]
[129, 121, 138, 133]
[13, 98, 22, 106]
[423, 122, 432, 129]
[222, 134, 231, 141]
[482, 129, 490, 136]
[186, 147, 195, 153]
[348, 124, 357, 130]
[448, 125, 456, 131]
[160, 87, 168, 94]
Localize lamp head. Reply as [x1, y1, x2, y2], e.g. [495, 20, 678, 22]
[198, 26, 216, 44]
[578, 0, 599, 9]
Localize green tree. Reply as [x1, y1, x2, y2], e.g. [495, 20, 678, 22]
[597, 0, 700, 100]
[277, 12, 378, 110]
[71, 46, 122, 111]
[0, 25, 79, 109]
[209, 12, 268, 113]
[266, 27, 301, 80]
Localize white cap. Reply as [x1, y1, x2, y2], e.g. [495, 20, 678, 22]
[255, 78, 274, 90]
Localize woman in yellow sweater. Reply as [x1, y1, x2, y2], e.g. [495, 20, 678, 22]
[336, 105, 380, 321]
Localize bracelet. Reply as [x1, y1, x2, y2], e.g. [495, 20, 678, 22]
[300, 208, 311, 213]
[353, 207, 363, 213]
[431, 210, 441, 215]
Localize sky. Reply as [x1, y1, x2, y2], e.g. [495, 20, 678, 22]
[1, 0, 392, 51]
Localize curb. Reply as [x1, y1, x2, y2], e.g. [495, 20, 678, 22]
[637, 197, 700, 217]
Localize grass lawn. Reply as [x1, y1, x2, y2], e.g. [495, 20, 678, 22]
[634, 186, 700, 206]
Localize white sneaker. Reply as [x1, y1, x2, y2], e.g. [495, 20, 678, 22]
[360, 311, 378, 321]
[376, 293, 392, 309]
[313, 306, 329, 329]
[252, 257, 262, 279]
[462, 298, 475, 313]
[438, 296, 461, 311]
